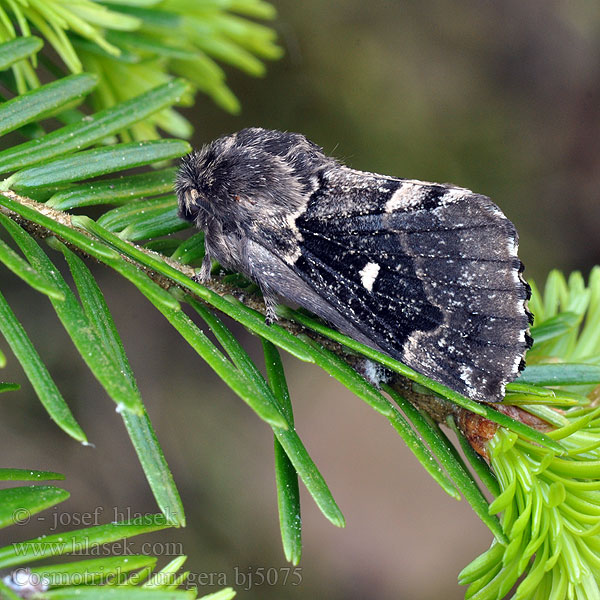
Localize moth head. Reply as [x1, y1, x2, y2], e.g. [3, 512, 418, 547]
[175, 148, 214, 225]
[176, 134, 259, 225]
[176, 128, 329, 229]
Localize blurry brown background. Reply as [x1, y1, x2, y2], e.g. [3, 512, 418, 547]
[2, 1, 600, 599]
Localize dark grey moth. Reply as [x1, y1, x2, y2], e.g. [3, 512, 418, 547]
[175, 128, 531, 403]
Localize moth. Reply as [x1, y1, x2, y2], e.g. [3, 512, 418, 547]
[175, 128, 531, 403]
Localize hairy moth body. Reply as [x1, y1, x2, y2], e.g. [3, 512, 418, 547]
[176, 128, 531, 403]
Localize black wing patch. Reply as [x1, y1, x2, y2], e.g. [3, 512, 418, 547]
[293, 170, 530, 402]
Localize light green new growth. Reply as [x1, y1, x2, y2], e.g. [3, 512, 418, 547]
[0, 0, 282, 138]
[460, 269, 600, 600]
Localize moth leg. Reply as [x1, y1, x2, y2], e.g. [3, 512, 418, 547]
[262, 287, 279, 326]
[193, 254, 212, 284]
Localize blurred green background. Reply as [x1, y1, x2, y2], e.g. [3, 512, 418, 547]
[2, 1, 600, 599]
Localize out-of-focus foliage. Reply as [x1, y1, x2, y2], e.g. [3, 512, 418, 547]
[0, 0, 282, 139]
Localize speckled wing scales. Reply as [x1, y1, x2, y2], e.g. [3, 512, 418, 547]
[175, 128, 531, 403]
[292, 169, 531, 402]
